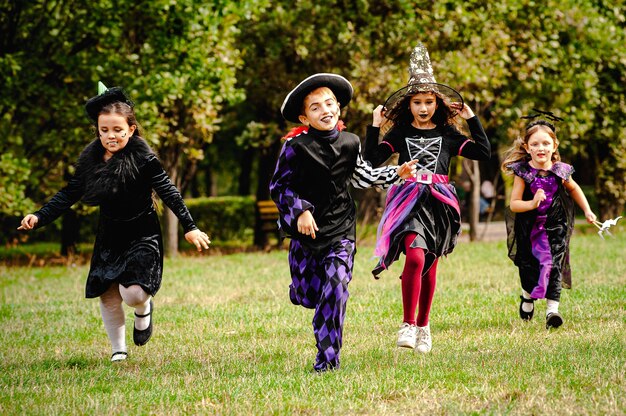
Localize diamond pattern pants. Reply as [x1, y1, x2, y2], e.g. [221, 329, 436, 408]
[288, 238, 356, 371]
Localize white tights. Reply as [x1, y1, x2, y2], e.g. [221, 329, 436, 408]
[99, 283, 151, 353]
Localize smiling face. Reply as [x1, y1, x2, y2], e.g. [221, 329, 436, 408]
[97, 112, 136, 159]
[524, 128, 558, 169]
[298, 87, 340, 131]
[409, 92, 438, 128]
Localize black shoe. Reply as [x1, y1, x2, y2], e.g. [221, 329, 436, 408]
[546, 312, 563, 329]
[519, 296, 534, 321]
[133, 300, 153, 346]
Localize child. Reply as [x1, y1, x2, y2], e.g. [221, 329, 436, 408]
[18, 82, 211, 362]
[363, 43, 491, 352]
[501, 118, 596, 329]
[270, 73, 418, 372]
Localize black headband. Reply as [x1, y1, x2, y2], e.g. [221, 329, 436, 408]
[521, 108, 564, 132]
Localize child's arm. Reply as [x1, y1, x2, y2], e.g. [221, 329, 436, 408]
[563, 177, 597, 223]
[269, 142, 315, 236]
[147, 156, 197, 232]
[509, 175, 545, 213]
[362, 105, 396, 166]
[17, 173, 84, 231]
[448, 103, 491, 161]
[351, 145, 417, 190]
[147, 156, 210, 251]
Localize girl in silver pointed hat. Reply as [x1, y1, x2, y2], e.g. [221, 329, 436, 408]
[363, 43, 491, 353]
[18, 82, 211, 362]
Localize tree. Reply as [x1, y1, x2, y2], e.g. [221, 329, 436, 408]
[1, 0, 247, 254]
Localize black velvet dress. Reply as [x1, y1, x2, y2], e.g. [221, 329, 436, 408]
[34, 137, 197, 298]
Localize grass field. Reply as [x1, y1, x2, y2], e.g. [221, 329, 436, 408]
[1, 232, 624, 415]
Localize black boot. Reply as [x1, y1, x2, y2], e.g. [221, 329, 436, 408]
[519, 296, 534, 321]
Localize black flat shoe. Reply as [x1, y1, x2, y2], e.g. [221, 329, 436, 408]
[519, 296, 534, 321]
[546, 312, 563, 329]
[133, 300, 153, 346]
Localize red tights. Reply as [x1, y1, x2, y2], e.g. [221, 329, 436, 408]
[401, 234, 438, 327]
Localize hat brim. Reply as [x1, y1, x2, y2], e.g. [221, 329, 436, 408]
[281, 73, 353, 124]
[383, 82, 464, 116]
[85, 87, 134, 123]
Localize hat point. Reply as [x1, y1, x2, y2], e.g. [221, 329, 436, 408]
[97, 81, 108, 95]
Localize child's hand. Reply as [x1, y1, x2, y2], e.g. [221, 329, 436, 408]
[397, 159, 419, 179]
[449, 102, 475, 119]
[17, 214, 39, 231]
[184, 229, 211, 252]
[372, 105, 386, 127]
[297, 210, 318, 239]
[585, 211, 597, 224]
[532, 189, 546, 208]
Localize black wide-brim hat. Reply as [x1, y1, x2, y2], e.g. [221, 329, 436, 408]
[85, 86, 134, 123]
[383, 82, 464, 115]
[281, 73, 353, 124]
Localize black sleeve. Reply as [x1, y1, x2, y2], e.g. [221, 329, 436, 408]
[146, 156, 198, 233]
[455, 116, 491, 160]
[363, 125, 395, 167]
[33, 173, 85, 229]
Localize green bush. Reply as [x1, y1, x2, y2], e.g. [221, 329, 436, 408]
[181, 196, 256, 244]
[1, 196, 257, 249]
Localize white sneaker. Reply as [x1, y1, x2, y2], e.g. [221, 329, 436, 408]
[415, 325, 432, 353]
[397, 323, 417, 349]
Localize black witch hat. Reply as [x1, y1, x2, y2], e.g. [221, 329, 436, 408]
[85, 81, 134, 123]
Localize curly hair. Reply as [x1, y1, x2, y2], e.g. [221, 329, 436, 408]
[501, 120, 561, 173]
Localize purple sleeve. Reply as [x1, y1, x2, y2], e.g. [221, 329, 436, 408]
[269, 142, 314, 230]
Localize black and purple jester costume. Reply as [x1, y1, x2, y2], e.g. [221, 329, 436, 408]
[270, 123, 404, 371]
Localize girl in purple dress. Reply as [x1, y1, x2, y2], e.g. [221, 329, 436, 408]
[502, 119, 596, 329]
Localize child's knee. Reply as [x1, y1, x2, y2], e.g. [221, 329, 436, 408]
[119, 284, 150, 307]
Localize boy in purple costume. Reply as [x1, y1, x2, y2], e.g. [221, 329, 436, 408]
[270, 73, 418, 372]
[502, 119, 596, 329]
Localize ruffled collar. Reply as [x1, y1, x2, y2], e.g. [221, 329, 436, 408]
[507, 161, 574, 183]
[78, 136, 156, 205]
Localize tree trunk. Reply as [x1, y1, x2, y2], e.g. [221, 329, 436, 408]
[254, 141, 282, 247]
[466, 160, 481, 241]
[60, 208, 79, 256]
[238, 147, 254, 196]
[162, 206, 179, 257]
[162, 163, 180, 257]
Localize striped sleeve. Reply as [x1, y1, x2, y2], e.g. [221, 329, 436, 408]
[351, 144, 402, 190]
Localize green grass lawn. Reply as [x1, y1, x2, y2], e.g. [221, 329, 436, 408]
[0, 232, 624, 415]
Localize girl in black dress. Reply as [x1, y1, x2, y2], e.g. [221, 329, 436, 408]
[18, 83, 210, 362]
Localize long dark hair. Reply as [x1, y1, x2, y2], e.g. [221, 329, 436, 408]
[384, 91, 458, 129]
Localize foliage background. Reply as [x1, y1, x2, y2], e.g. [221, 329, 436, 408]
[1, 0, 624, 247]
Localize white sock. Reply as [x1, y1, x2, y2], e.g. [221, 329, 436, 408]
[100, 297, 126, 354]
[521, 290, 534, 313]
[119, 285, 152, 331]
[133, 299, 152, 331]
[546, 299, 559, 316]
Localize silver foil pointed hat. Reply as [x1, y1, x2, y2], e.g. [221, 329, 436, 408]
[408, 42, 437, 84]
[383, 42, 463, 115]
